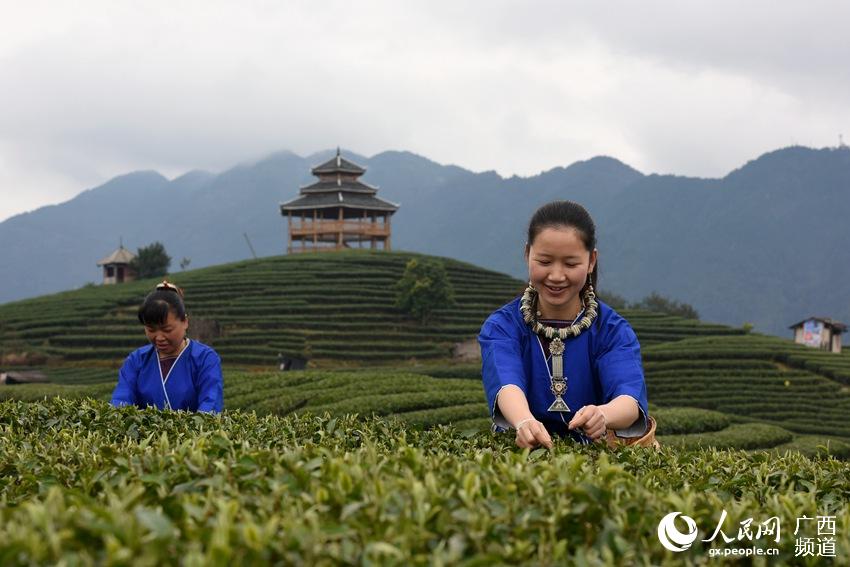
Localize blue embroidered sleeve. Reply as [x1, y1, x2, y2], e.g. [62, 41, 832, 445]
[111, 352, 140, 408]
[479, 313, 527, 420]
[595, 317, 649, 437]
[195, 348, 224, 413]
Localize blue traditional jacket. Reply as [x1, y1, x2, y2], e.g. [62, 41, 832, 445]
[111, 340, 223, 413]
[479, 297, 648, 442]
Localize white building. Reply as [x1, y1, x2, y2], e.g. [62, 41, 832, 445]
[789, 317, 847, 353]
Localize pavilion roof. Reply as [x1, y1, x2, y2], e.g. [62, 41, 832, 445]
[97, 246, 136, 266]
[280, 191, 399, 213]
[299, 179, 378, 195]
[311, 149, 366, 176]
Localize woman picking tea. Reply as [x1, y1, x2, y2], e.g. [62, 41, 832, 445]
[111, 281, 223, 413]
[479, 201, 650, 448]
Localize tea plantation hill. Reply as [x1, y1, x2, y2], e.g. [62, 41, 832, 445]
[0, 250, 742, 366]
[3, 251, 850, 457]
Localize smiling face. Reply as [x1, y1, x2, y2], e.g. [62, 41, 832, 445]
[143, 310, 189, 357]
[527, 226, 597, 320]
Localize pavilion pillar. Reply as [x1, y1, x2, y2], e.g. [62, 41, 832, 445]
[338, 207, 344, 249]
[287, 211, 292, 254]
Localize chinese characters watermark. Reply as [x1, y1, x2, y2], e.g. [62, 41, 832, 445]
[657, 510, 840, 559]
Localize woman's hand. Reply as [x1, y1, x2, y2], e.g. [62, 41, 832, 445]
[567, 405, 608, 441]
[514, 417, 553, 449]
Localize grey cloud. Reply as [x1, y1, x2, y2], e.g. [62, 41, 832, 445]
[1, 0, 849, 221]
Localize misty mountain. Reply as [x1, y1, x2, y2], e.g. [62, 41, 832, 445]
[1, 145, 847, 339]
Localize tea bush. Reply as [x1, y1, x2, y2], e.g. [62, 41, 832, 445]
[0, 398, 848, 565]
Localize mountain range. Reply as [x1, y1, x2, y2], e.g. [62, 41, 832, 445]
[1, 145, 848, 339]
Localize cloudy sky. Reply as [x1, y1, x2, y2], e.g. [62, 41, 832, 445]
[1, 0, 848, 222]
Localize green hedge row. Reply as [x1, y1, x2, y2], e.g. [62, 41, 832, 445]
[659, 423, 794, 450]
[651, 407, 731, 435]
[644, 359, 776, 371]
[396, 403, 490, 428]
[310, 390, 484, 417]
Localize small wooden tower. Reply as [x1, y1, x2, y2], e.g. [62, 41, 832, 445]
[97, 244, 137, 285]
[789, 317, 847, 353]
[280, 149, 400, 253]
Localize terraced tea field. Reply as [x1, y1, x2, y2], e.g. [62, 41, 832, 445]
[0, 252, 515, 365]
[4, 362, 850, 459]
[3, 251, 850, 457]
[3, 254, 850, 562]
[0, 251, 745, 367]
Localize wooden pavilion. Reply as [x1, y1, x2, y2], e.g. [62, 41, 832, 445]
[96, 244, 137, 285]
[280, 150, 399, 253]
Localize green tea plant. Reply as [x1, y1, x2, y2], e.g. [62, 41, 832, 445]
[0, 398, 847, 565]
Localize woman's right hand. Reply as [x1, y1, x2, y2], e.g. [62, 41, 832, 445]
[514, 418, 553, 449]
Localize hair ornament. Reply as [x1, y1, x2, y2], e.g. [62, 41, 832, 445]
[156, 280, 184, 297]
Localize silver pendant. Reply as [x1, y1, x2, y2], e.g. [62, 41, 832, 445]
[549, 377, 570, 412]
[548, 337, 570, 412]
[548, 395, 571, 413]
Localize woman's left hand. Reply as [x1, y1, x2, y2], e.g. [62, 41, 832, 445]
[567, 405, 608, 441]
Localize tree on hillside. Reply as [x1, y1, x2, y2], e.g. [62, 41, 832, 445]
[633, 291, 699, 319]
[130, 242, 171, 279]
[395, 258, 455, 323]
[597, 289, 628, 310]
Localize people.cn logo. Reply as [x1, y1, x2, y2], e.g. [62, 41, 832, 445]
[657, 512, 699, 552]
